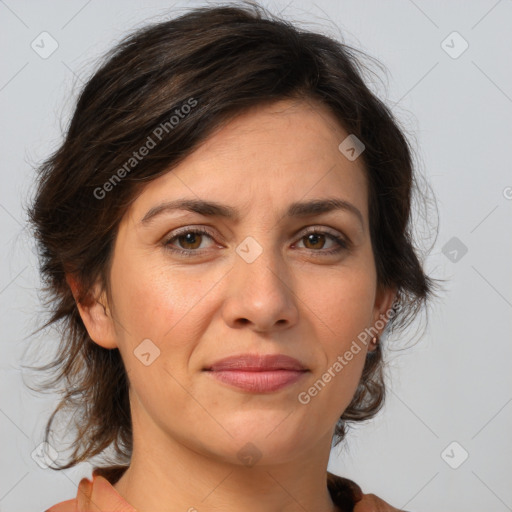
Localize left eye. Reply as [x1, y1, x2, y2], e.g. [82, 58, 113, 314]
[163, 228, 348, 256]
[295, 231, 347, 251]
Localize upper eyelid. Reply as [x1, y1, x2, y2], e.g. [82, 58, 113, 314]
[166, 224, 346, 237]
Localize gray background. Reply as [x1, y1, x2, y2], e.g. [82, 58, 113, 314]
[1, 1, 511, 511]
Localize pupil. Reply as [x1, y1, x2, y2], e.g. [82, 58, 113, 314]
[307, 234, 323, 248]
[180, 232, 200, 249]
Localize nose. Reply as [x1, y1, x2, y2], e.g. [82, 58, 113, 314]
[221, 245, 299, 334]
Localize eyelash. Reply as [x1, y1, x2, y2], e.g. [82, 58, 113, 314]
[162, 227, 349, 258]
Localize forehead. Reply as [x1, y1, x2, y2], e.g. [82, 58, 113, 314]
[196, 98, 353, 161]
[125, 98, 369, 227]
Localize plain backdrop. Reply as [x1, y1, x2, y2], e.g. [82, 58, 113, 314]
[1, 1, 511, 511]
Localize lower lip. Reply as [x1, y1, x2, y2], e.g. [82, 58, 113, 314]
[205, 370, 307, 392]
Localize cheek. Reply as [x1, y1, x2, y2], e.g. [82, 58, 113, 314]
[300, 332, 368, 430]
[109, 255, 215, 398]
[110, 253, 207, 346]
[300, 265, 375, 403]
[307, 265, 376, 344]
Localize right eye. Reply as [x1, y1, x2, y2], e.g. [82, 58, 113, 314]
[162, 227, 217, 257]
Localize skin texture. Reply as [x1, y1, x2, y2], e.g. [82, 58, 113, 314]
[73, 98, 397, 512]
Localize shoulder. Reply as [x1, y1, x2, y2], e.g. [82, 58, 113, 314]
[44, 474, 93, 512]
[44, 498, 77, 512]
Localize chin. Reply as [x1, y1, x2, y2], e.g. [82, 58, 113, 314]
[216, 418, 316, 465]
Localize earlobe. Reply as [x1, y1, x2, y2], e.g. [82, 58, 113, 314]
[65, 273, 118, 350]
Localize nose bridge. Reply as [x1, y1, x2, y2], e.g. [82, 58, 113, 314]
[237, 232, 289, 299]
[238, 234, 285, 291]
[222, 231, 298, 331]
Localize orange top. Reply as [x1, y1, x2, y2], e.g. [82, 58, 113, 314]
[45, 468, 136, 512]
[44, 466, 400, 511]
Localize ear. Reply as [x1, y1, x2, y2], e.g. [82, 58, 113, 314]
[369, 284, 398, 352]
[66, 273, 118, 349]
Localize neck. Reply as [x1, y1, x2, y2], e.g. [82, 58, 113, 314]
[114, 406, 340, 512]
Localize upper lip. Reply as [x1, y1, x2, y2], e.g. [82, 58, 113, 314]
[204, 354, 308, 372]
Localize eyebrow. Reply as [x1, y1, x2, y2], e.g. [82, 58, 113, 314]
[140, 197, 364, 228]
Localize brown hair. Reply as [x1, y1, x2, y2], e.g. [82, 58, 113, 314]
[25, 1, 441, 472]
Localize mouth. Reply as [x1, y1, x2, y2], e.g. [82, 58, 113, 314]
[203, 354, 309, 393]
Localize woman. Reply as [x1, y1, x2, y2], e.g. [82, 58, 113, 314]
[28, 2, 438, 510]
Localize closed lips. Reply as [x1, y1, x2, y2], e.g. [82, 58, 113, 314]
[203, 354, 309, 393]
[204, 354, 308, 372]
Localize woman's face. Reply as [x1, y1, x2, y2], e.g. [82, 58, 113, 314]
[82, 98, 395, 466]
